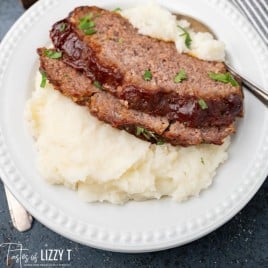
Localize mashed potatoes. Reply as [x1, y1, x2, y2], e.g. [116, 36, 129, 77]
[121, 1, 225, 61]
[26, 4, 230, 204]
[25, 75, 230, 204]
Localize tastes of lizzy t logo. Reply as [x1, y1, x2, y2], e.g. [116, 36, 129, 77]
[0, 243, 72, 267]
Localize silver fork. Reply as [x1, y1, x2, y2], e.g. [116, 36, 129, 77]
[4, 185, 33, 232]
[226, 63, 268, 106]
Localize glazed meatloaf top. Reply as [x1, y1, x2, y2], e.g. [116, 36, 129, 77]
[50, 6, 243, 128]
[38, 48, 235, 146]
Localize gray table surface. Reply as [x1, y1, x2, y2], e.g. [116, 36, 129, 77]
[0, 0, 267, 267]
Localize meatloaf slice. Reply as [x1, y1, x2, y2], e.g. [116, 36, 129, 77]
[38, 48, 235, 146]
[50, 6, 243, 128]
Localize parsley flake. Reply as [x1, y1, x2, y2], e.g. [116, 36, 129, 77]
[93, 81, 103, 90]
[143, 70, 152, 81]
[40, 72, 47, 88]
[156, 140, 165, 145]
[198, 99, 208, 110]
[201, 157, 205, 165]
[79, 13, 93, 25]
[136, 126, 165, 145]
[82, 20, 95, 29]
[79, 13, 97, 35]
[178, 25, 192, 49]
[118, 38, 124, 44]
[84, 28, 97, 35]
[136, 126, 144, 136]
[174, 69, 187, 83]
[208, 72, 239, 86]
[113, 7, 122, 12]
[45, 50, 62, 59]
[59, 23, 67, 32]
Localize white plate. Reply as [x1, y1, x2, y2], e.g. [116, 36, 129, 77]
[0, 0, 267, 253]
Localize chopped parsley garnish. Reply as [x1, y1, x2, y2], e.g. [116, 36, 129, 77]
[118, 38, 124, 44]
[201, 157, 205, 165]
[79, 13, 93, 26]
[208, 72, 239, 86]
[136, 126, 144, 136]
[156, 140, 165, 145]
[59, 23, 67, 32]
[40, 72, 47, 88]
[113, 7, 122, 12]
[198, 99, 208, 110]
[79, 13, 97, 35]
[84, 28, 97, 35]
[174, 69, 187, 83]
[84, 20, 95, 28]
[93, 80, 103, 90]
[136, 126, 165, 145]
[178, 25, 192, 49]
[143, 70, 152, 81]
[44, 50, 62, 59]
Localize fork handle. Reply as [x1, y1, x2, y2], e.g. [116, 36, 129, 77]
[226, 63, 268, 106]
[243, 79, 268, 106]
[4, 185, 33, 232]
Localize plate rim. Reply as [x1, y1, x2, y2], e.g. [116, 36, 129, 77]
[0, 0, 268, 252]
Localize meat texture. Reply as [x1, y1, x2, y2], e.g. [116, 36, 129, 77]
[38, 48, 235, 146]
[50, 6, 243, 128]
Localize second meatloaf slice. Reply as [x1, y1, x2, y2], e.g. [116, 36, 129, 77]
[50, 6, 243, 128]
[38, 48, 235, 146]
